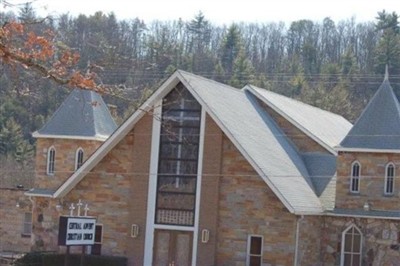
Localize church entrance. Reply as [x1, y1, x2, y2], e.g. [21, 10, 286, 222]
[153, 230, 193, 266]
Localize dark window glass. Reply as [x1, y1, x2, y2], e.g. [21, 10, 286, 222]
[350, 163, 360, 192]
[248, 236, 262, 266]
[47, 148, 56, 175]
[76, 149, 84, 170]
[156, 83, 201, 226]
[385, 164, 395, 194]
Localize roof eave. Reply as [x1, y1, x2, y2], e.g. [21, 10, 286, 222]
[294, 209, 324, 215]
[324, 211, 400, 220]
[24, 189, 54, 198]
[32, 132, 109, 141]
[335, 147, 400, 154]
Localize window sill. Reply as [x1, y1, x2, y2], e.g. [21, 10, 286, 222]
[383, 194, 395, 197]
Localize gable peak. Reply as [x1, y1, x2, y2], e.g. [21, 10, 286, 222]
[384, 64, 389, 81]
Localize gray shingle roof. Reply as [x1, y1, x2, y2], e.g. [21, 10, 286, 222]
[46, 70, 353, 214]
[339, 78, 400, 150]
[302, 152, 337, 210]
[246, 86, 352, 152]
[179, 71, 323, 214]
[33, 89, 117, 140]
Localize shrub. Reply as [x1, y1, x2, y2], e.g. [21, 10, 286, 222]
[14, 252, 127, 266]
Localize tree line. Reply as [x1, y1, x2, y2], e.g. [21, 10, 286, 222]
[0, 4, 399, 177]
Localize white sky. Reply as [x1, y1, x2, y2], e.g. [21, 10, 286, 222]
[5, 0, 400, 25]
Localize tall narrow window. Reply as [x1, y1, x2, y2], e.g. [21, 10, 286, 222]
[341, 225, 362, 266]
[385, 163, 395, 195]
[155, 83, 201, 226]
[47, 146, 56, 175]
[350, 162, 360, 193]
[75, 148, 84, 170]
[22, 212, 32, 236]
[247, 235, 263, 266]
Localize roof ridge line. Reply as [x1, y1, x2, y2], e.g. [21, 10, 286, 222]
[245, 85, 345, 119]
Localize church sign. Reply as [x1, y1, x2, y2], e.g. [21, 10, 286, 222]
[58, 216, 96, 246]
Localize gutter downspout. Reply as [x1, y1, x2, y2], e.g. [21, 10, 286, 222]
[294, 215, 304, 266]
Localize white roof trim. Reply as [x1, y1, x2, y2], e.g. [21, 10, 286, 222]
[325, 211, 400, 220]
[177, 72, 322, 215]
[336, 147, 400, 154]
[32, 131, 109, 141]
[24, 191, 54, 198]
[53, 73, 182, 198]
[245, 86, 337, 155]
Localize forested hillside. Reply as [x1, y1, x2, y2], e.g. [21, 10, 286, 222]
[0, 4, 399, 181]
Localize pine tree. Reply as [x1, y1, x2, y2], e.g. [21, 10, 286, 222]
[374, 10, 400, 74]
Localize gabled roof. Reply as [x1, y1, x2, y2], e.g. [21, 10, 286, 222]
[39, 70, 324, 214]
[180, 71, 323, 214]
[32, 89, 117, 141]
[246, 85, 352, 154]
[338, 76, 400, 152]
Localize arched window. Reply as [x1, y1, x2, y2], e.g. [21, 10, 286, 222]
[350, 161, 360, 193]
[47, 146, 56, 175]
[75, 148, 84, 170]
[341, 225, 362, 266]
[385, 163, 395, 195]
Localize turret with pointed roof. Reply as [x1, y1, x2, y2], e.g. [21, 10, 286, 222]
[33, 89, 117, 141]
[31, 88, 117, 193]
[338, 69, 400, 151]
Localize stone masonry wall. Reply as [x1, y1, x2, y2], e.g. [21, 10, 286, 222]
[34, 138, 103, 191]
[31, 113, 154, 266]
[0, 189, 32, 253]
[336, 152, 400, 210]
[196, 114, 223, 266]
[322, 216, 400, 265]
[216, 134, 298, 266]
[297, 216, 323, 265]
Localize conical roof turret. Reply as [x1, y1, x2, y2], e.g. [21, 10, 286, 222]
[33, 89, 117, 141]
[339, 71, 400, 150]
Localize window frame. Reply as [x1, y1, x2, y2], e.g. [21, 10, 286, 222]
[155, 84, 202, 226]
[384, 163, 395, 195]
[246, 235, 263, 266]
[22, 212, 32, 236]
[340, 224, 362, 266]
[350, 161, 361, 193]
[47, 146, 56, 175]
[75, 147, 84, 170]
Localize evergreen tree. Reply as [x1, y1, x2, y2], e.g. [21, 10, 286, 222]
[220, 24, 243, 79]
[374, 10, 400, 74]
[229, 50, 256, 87]
[0, 119, 33, 160]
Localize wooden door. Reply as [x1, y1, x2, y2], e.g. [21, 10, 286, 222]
[153, 230, 193, 266]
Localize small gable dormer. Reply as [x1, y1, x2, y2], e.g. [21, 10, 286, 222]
[31, 89, 117, 192]
[336, 71, 400, 211]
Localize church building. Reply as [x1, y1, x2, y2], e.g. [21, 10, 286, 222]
[22, 69, 400, 265]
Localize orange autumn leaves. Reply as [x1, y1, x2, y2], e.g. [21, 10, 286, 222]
[0, 20, 106, 93]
